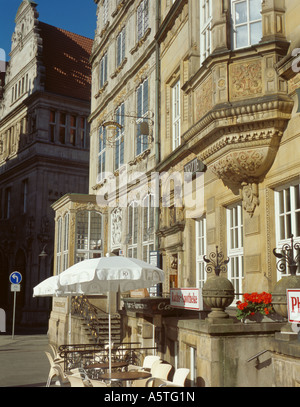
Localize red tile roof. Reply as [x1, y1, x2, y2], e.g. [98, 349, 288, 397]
[39, 22, 93, 101]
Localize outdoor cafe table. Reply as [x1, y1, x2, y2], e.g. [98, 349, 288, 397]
[85, 361, 128, 379]
[86, 361, 128, 370]
[96, 370, 151, 387]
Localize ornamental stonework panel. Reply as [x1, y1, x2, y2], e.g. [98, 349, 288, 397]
[195, 75, 213, 120]
[230, 60, 263, 100]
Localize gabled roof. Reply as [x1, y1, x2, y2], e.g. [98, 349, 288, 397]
[39, 22, 93, 101]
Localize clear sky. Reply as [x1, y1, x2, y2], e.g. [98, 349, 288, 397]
[0, 0, 97, 61]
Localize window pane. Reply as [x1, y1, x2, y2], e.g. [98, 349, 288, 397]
[250, 21, 262, 45]
[249, 0, 261, 21]
[235, 1, 247, 24]
[236, 25, 248, 48]
[295, 185, 300, 210]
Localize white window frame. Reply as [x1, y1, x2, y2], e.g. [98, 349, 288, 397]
[115, 103, 125, 171]
[136, 78, 149, 156]
[56, 217, 62, 274]
[128, 201, 139, 258]
[172, 79, 181, 150]
[231, 0, 262, 50]
[103, 0, 109, 26]
[75, 211, 103, 262]
[63, 213, 69, 272]
[137, 0, 149, 41]
[99, 53, 108, 89]
[142, 194, 155, 263]
[200, 0, 212, 63]
[116, 27, 126, 67]
[274, 182, 300, 280]
[98, 126, 106, 182]
[196, 217, 207, 289]
[227, 202, 244, 301]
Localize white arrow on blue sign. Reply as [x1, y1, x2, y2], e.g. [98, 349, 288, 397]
[9, 272, 22, 285]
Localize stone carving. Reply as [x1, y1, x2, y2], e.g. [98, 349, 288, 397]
[111, 207, 122, 248]
[230, 60, 262, 99]
[195, 75, 213, 120]
[241, 182, 260, 218]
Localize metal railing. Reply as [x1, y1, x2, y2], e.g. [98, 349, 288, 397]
[58, 342, 158, 372]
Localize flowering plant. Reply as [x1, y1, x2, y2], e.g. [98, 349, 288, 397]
[236, 292, 274, 321]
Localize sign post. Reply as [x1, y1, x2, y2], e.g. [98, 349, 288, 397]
[9, 272, 22, 339]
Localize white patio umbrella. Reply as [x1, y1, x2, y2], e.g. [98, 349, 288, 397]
[34, 256, 164, 373]
[58, 256, 164, 373]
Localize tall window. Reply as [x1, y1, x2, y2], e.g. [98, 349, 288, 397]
[100, 53, 108, 89]
[137, 0, 149, 41]
[128, 201, 138, 258]
[136, 79, 149, 156]
[76, 211, 103, 262]
[70, 115, 77, 146]
[98, 126, 106, 182]
[142, 194, 155, 263]
[21, 179, 28, 214]
[115, 103, 125, 170]
[275, 183, 300, 279]
[49, 110, 56, 142]
[231, 0, 262, 49]
[200, 0, 212, 63]
[59, 113, 66, 144]
[103, 0, 109, 25]
[56, 217, 62, 274]
[227, 203, 244, 300]
[117, 27, 126, 67]
[80, 118, 87, 148]
[172, 80, 181, 150]
[196, 217, 207, 289]
[4, 187, 11, 219]
[63, 213, 69, 271]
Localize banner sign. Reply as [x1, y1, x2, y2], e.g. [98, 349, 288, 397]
[170, 288, 203, 311]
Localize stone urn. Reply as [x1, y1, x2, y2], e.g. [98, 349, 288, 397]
[202, 246, 234, 322]
[272, 235, 300, 331]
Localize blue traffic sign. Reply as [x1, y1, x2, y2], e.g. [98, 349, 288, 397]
[9, 272, 22, 285]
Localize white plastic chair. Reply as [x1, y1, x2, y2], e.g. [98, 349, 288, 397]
[157, 368, 190, 387]
[132, 360, 171, 387]
[128, 355, 161, 372]
[45, 352, 69, 387]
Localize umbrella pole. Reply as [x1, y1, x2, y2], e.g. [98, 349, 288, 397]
[108, 292, 112, 374]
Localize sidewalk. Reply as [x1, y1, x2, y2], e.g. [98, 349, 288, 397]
[0, 334, 51, 387]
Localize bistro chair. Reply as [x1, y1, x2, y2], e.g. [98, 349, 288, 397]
[128, 355, 161, 372]
[49, 344, 64, 365]
[132, 360, 171, 387]
[154, 368, 190, 387]
[45, 352, 69, 387]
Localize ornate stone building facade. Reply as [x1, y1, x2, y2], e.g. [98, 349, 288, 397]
[0, 0, 92, 326]
[50, 0, 300, 386]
